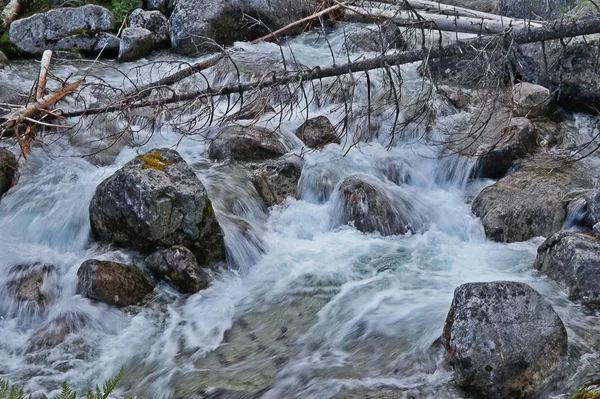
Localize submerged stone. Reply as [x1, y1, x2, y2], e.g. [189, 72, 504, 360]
[145, 246, 210, 294]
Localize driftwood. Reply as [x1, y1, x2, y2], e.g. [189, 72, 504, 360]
[36, 50, 53, 100]
[1, 0, 20, 28]
[342, 4, 544, 34]
[57, 17, 600, 119]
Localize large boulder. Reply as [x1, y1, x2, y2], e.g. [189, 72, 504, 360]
[472, 115, 539, 179]
[118, 27, 154, 62]
[534, 231, 600, 307]
[335, 176, 411, 236]
[146, 0, 172, 14]
[89, 149, 225, 266]
[295, 116, 340, 149]
[472, 155, 595, 242]
[441, 281, 568, 398]
[26, 311, 88, 352]
[145, 246, 209, 294]
[77, 259, 155, 306]
[0, 148, 16, 197]
[242, 155, 303, 207]
[169, 0, 314, 55]
[128, 9, 169, 47]
[9, 5, 116, 54]
[208, 126, 287, 162]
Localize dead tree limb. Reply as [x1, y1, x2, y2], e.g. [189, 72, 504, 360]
[36, 50, 53, 100]
[1, 0, 20, 28]
[342, 5, 544, 34]
[57, 17, 600, 119]
[251, 2, 348, 44]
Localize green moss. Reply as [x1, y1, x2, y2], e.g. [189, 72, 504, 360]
[136, 152, 173, 171]
[0, 30, 19, 57]
[203, 201, 214, 219]
[571, 391, 600, 399]
[169, 271, 180, 281]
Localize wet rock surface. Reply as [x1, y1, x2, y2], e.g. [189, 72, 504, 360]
[5, 264, 55, 307]
[472, 155, 594, 242]
[118, 27, 154, 62]
[0, 148, 16, 197]
[209, 126, 287, 162]
[241, 155, 303, 207]
[336, 176, 411, 236]
[128, 9, 169, 47]
[145, 245, 210, 293]
[295, 116, 340, 149]
[89, 148, 225, 266]
[76, 259, 155, 307]
[442, 281, 568, 399]
[512, 82, 552, 117]
[534, 230, 600, 307]
[9, 5, 116, 54]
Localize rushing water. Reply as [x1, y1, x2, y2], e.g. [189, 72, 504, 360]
[1, 23, 600, 399]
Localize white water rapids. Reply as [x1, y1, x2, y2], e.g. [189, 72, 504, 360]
[1, 23, 600, 399]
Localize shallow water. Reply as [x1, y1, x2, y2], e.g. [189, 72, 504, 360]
[0, 23, 599, 399]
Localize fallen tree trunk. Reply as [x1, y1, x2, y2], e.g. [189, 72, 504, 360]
[1, 0, 20, 28]
[56, 17, 600, 118]
[36, 50, 53, 100]
[343, 4, 544, 34]
[2, 80, 83, 133]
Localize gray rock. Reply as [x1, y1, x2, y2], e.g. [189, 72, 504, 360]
[0, 148, 16, 198]
[295, 116, 340, 149]
[242, 155, 303, 207]
[9, 5, 116, 54]
[77, 259, 155, 306]
[0, 85, 27, 119]
[591, 176, 600, 225]
[0, 51, 8, 68]
[145, 245, 209, 293]
[89, 149, 225, 266]
[336, 176, 411, 236]
[169, 0, 313, 55]
[441, 281, 568, 399]
[512, 82, 552, 117]
[473, 116, 539, 179]
[534, 230, 600, 306]
[128, 9, 169, 47]
[53, 32, 120, 53]
[345, 22, 406, 53]
[146, 0, 173, 14]
[472, 155, 594, 242]
[209, 126, 287, 162]
[118, 27, 154, 62]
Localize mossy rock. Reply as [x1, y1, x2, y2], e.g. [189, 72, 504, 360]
[136, 151, 173, 170]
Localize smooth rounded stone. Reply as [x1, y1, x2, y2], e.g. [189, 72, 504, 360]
[8, 5, 116, 54]
[0, 51, 8, 68]
[441, 281, 568, 399]
[0, 84, 26, 119]
[534, 230, 600, 306]
[118, 27, 154, 62]
[5, 264, 55, 307]
[77, 259, 155, 306]
[512, 82, 552, 117]
[242, 155, 303, 207]
[169, 0, 313, 54]
[336, 176, 410, 236]
[26, 311, 88, 352]
[473, 116, 538, 179]
[145, 246, 209, 294]
[89, 149, 225, 266]
[345, 22, 406, 53]
[128, 9, 169, 47]
[295, 116, 340, 149]
[472, 155, 595, 242]
[228, 97, 274, 121]
[0, 148, 16, 197]
[208, 126, 287, 161]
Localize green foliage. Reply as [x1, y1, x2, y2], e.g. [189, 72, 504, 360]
[0, 368, 127, 399]
[109, 0, 142, 22]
